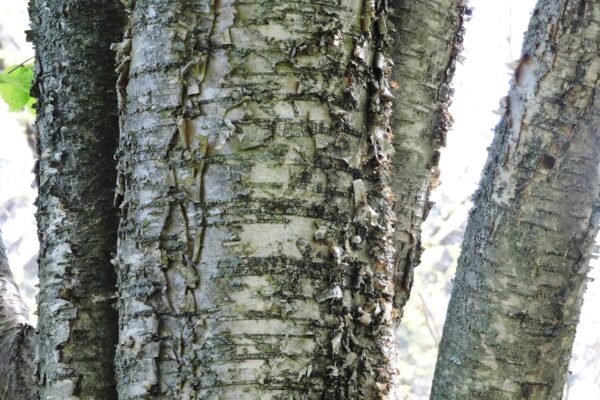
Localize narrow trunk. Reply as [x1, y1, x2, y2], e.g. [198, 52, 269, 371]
[388, 0, 467, 309]
[0, 231, 37, 400]
[29, 0, 125, 397]
[432, 1, 600, 399]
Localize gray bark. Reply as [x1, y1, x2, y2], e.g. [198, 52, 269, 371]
[432, 1, 600, 399]
[114, 0, 465, 398]
[29, 0, 125, 398]
[388, 0, 467, 310]
[0, 230, 37, 400]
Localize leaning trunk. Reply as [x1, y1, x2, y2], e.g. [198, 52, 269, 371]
[432, 0, 600, 399]
[0, 231, 36, 400]
[29, 0, 124, 397]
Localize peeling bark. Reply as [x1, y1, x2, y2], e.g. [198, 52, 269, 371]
[432, 1, 600, 399]
[113, 0, 415, 398]
[0, 231, 37, 400]
[29, 0, 125, 398]
[113, 0, 469, 397]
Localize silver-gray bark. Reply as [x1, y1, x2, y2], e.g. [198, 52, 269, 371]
[388, 0, 467, 310]
[432, 1, 600, 399]
[29, 0, 125, 398]
[0, 230, 37, 400]
[114, 0, 465, 398]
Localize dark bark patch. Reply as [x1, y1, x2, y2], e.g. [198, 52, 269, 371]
[541, 154, 556, 169]
[515, 53, 532, 86]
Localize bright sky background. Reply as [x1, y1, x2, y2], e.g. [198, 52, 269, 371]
[0, 0, 598, 398]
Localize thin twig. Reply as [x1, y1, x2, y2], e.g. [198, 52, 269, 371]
[6, 57, 34, 74]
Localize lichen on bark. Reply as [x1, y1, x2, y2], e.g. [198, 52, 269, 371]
[114, 0, 412, 398]
[432, 1, 600, 399]
[29, 0, 125, 398]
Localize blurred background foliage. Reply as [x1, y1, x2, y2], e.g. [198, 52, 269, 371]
[0, 0, 37, 320]
[0, 0, 598, 398]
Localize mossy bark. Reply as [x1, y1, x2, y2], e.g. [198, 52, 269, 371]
[432, 1, 600, 399]
[29, 0, 125, 398]
[114, 0, 465, 398]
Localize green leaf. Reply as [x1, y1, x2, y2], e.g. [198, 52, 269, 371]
[0, 65, 35, 112]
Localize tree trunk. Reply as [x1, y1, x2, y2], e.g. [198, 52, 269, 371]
[111, 0, 456, 398]
[432, 1, 600, 399]
[29, 0, 125, 398]
[0, 231, 37, 400]
[388, 0, 467, 310]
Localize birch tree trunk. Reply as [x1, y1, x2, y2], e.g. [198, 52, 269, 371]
[432, 1, 600, 399]
[114, 0, 465, 398]
[0, 231, 37, 400]
[388, 0, 467, 309]
[29, 0, 125, 398]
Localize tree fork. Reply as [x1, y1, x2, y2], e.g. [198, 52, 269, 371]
[114, 0, 466, 398]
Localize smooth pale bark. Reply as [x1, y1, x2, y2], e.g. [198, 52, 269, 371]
[114, 0, 466, 398]
[0, 231, 37, 400]
[432, 1, 600, 399]
[29, 0, 124, 398]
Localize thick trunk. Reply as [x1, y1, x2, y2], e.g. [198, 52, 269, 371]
[29, 0, 125, 398]
[432, 1, 600, 399]
[0, 231, 37, 400]
[114, 0, 410, 398]
[115, 0, 466, 398]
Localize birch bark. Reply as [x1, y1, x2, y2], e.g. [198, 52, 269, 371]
[388, 0, 467, 309]
[0, 231, 36, 400]
[29, 0, 125, 398]
[432, 1, 600, 399]
[115, 0, 397, 397]
[115, 0, 466, 398]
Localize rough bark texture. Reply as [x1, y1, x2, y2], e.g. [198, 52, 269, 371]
[388, 0, 467, 310]
[114, 0, 468, 397]
[0, 231, 37, 400]
[29, 0, 125, 398]
[113, 0, 420, 398]
[432, 1, 600, 399]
